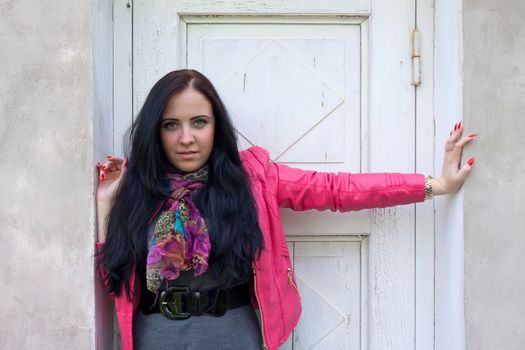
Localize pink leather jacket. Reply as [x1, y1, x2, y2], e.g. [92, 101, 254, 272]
[96, 145, 426, 350]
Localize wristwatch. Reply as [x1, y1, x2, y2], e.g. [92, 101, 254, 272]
[425, 175, 434, 201]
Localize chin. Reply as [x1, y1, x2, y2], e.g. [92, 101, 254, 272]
[175, 162, 205, 173]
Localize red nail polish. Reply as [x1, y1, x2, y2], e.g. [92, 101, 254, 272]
[468, 133, 477, 138]
[106, 155, 112, 159]
[100, 174, 105, 181]
[454, 123, 458, 131]
[450, 130, 453, 136]
[96, 162, 101, 166]
[467, 157, 475, 166]
[101, 165, 106, 170]
[458, 121, 462, 129]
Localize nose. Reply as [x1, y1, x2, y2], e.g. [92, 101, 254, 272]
[179, 126, 195, 145]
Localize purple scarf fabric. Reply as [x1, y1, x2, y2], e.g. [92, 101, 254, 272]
[145, 165, 211, 296]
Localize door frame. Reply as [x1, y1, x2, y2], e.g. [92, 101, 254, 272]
[95, 1, 465, 348]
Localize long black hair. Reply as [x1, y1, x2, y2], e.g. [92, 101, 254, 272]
[96, 69, 264, 300]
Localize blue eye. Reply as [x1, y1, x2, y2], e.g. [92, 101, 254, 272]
[163, 121, 178, 130]
[193, 119, 207, 127]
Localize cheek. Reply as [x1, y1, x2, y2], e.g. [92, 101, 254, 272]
[204, 126, 215, 149]
[159, 132, 167, 148]
[207, 131, 215, 147]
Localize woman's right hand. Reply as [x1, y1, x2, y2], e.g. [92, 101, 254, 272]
[96, 156, 128, 206]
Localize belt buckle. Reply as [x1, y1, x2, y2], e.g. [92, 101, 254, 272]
[159, 286, 192, 320]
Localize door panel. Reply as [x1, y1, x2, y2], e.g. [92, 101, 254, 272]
[292, 241, 361, 349]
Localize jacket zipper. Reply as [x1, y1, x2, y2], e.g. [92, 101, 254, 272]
[287, 267, 299, 292]
[253, 266, 269, 350]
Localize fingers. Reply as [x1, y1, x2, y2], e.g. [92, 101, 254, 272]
[102, 155, 125, 164]
[443, 120, 477, 168]
[456, 157, 476, 185]
[446, 123, 462, 151]
[96, 155, 128, 182]
[455, 133, 477, 149]
[445, 121, 477, 152]
[439, 121, 477, 194]
[449, 121, 463, 137]
[447, 121, 464, 148]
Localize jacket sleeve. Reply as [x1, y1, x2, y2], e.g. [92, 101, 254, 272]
[95, 241, 116, 302]
[270, 162, 426, 212]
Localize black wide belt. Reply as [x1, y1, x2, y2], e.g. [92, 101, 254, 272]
[156, 283, 251, 320]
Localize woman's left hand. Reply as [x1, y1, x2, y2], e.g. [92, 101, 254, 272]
[432, 121, 477, 196]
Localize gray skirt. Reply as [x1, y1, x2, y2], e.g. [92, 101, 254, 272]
[133, 270, 263, 350]
[133, 305, 263, 349]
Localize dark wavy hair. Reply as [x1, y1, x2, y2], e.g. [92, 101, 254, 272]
[96, 69, 264, 300]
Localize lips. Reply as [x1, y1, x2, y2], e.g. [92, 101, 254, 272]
[177, 151, 198, 160]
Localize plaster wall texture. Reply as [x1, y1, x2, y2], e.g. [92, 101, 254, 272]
[463, 1, 525, 349]
[0, 0, 95, 349]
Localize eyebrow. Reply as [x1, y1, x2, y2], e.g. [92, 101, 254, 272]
[162, 115, 211, 121]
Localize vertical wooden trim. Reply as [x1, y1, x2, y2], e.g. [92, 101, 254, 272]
[360, 19, 370, 348]
[133, 0, 180, 116]
[360, 19, 370, 174]
[93, 1, 115, 349]
[368, 0, 417, 347]
[360, 237, 370, 350]
[434, 0, 465, 349]
[415, 0, 437, 349]
[113, 0, 133, 156]
[178, 16, 188, 68]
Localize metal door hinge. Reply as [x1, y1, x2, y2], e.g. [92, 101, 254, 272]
[412, 28, 421, 86]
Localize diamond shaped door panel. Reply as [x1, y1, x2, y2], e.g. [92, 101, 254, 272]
[282, 241, 362, 349]
[219, 39, 344, 161]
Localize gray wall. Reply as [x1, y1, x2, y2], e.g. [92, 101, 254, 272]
[463, 1, 525, 349]
[0, 0, 96, 348]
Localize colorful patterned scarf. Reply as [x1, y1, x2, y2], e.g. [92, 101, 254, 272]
[145, 164, 211, 296]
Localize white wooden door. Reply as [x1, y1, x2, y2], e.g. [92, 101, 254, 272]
[116, 1, 435, 349]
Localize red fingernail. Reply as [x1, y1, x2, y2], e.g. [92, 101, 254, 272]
[450, 130, 453, 136]
[96, 162, 101, 166]
[101, 165, 106, 170]
[468, 133, 477, 138]
[100, 174, 105, 181]
[106, 155, 113, 159]
[458, 121, 462, 129]
[467, 157, 475, 166]
[454, 123, 458, 131]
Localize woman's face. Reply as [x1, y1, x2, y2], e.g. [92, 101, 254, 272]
[160, 87, 215, 172]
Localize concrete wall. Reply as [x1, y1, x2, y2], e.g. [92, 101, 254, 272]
[0, 0, 96, 348]
[463, 1, 525, 349]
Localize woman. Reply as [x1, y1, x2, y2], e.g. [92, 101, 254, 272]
[95, 69, 476, 350]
